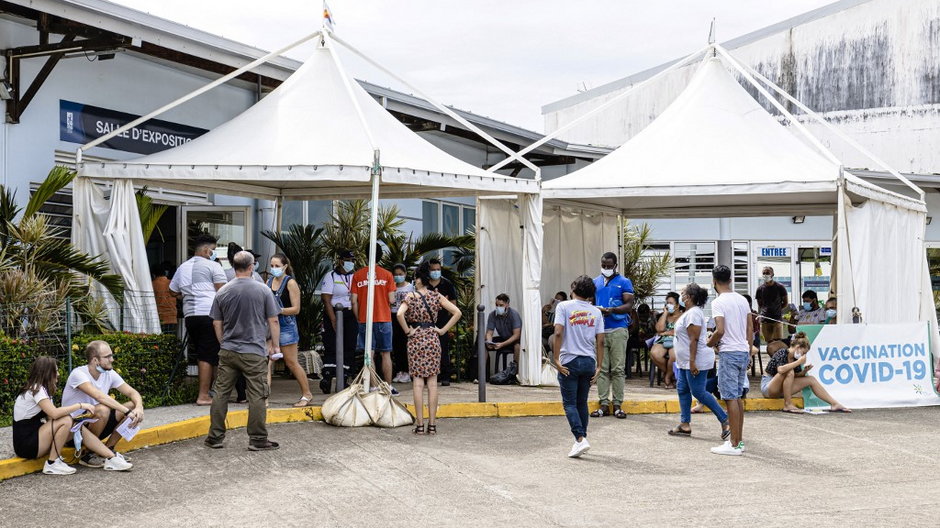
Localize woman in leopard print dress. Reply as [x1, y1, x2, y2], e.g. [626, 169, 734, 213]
[397, 261, 462, 435]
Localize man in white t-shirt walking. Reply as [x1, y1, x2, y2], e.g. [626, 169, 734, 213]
[170, 233, 227, 405]
[61, 340, 142, 469]
[552, 275, 605, 458]
[706, 265, 754, 456]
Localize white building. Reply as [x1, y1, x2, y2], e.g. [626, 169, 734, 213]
[542, 0, 940, 309]
[1, 0, 603, 273]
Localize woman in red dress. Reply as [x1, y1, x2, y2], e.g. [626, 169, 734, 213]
[396, 261, 462, 435]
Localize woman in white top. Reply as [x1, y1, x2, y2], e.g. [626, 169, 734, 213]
[668, 283, 730, 440]
[12, 357, 106, 474]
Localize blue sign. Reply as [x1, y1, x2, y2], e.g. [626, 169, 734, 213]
[819, 247, 832, 256]
[60, 100, 208, 155]
[760, 247, 790, 258]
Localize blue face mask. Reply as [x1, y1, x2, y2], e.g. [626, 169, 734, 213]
[96, 365, 106, 374]
[342, 261, 354, 273]
[803, 302, 813, 311]
[209, 253, 217, 261]
[678, 299, 685, 308]
[825, 309, 837, 319]
[666, 303, 676, 314]
[429, 270, 442, 281]
[270, 267, 284, 278]
[496, 306, 506, 315]
[394, 275, 405, 284]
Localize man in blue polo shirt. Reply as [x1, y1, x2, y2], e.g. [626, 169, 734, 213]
[591, 251, 634, 419]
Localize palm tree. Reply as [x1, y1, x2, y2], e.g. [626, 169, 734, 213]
[135, 186, 169, 243]
[620, 222, 672, 302]
[319, 200, 405, 265]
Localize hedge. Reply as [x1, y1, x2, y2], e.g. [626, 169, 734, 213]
[1, 332, 196, 427]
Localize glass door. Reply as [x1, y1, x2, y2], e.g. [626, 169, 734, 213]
[796, 245, 832, 299]
[181, 207, 251, 270]
[752, 243, 794, 302]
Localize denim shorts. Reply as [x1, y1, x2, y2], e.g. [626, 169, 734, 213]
[760, 375, 773, 397]
[357, 321, 393, 353]
[278, 315, 299, 347]
[717, 350, 749, 400]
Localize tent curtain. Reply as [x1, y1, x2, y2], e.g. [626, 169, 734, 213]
[838, 189, 940, 360]
[72, 177, 161, 334]
[519, 194, 543, 385]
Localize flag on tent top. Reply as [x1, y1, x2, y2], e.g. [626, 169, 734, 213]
[323, 1, 336, 31]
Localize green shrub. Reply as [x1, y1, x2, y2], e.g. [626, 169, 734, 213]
[0, 332, 196, 426]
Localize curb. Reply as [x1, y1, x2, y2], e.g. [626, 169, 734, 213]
[0, 397, 800, 481]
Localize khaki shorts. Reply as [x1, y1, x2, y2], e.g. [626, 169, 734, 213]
[761, 321, 787, 342]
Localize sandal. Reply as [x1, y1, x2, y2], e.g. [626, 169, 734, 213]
[590, 407, 608, 418]
[721, 421, 731, 440]
[613, 409, 627, 419]
[427, 424, 437, 435]
[293, 396, 312, 408]
[413, 424, 425, 435]
[668, 425, 692, 437]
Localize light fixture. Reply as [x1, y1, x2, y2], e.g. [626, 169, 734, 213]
[927, 217, 933, 225]
[792, 216, 805, 224]
[0, 80, 12, 101]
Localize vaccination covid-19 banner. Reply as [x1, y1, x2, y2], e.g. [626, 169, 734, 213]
[803, 322, 940, 409]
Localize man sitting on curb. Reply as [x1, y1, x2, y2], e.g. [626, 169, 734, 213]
[61, 340, 140, 470]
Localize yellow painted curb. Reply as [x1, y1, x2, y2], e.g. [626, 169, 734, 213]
[0, 397, 803, 481]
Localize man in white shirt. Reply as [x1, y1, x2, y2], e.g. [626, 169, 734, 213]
[170, 233, 227, 405]
[706, 265, 754, 456]
[61, 340, 143, 468]
[319, 249, 358, 393]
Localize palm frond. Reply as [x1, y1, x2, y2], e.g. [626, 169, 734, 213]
[136, 186, 169, 243]
[23, 165, 75, 220]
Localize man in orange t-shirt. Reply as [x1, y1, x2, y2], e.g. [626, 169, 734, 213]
[350, 245, 397, 390]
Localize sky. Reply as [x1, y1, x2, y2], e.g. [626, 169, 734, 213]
[112, 0, 837, 131]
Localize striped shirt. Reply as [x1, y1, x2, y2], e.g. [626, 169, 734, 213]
[170, 256, 227, 317]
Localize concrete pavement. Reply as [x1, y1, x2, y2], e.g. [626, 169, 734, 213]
[1, 408, 938, 527]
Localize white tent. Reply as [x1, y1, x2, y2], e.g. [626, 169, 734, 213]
[74, 29, 540, 376]
[481, 45, 938, 384]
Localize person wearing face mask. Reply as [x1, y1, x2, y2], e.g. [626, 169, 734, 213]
[170, 233, 228, 405]
[61, 340, 141, 469]
[755, 266, 789, 344]
[760, 332, 851, 413]
[823, 297, 838, 324]
[319, 250, 359, 394]
[591, 251, 635, 419]
[268, 253, 314, 406]
[795, 290, 826, 325]
[391, 264, 415, 384]
[650, 292, 684, 389]
[425, 258, 458, 386]
[484, 293, 524, 380]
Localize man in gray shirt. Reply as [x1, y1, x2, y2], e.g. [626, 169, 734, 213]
[484, 293, 523, 371]
[205, 251, 281, 451]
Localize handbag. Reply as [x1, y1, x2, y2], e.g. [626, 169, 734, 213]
[540, 357, 560, 387]
[662, 335, 674, 349]
[321, 368, 372, 427]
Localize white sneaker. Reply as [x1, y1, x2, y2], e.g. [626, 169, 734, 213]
[710, 440, 743, 456]
[737, 441, 746, 453]
[43, 457, 76, 475]
[567, 438, 591, 458]
[392, 372, 403, 383]
[103, 455, 134, 471]
[401, 373, 411, 383]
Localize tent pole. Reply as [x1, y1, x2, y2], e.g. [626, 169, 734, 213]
[731, 55, 925, 200]
[328, 34, 540, 175]
[485, 44, 710, 173]
[78, 30, 322, 154]
[362, 149, 381, 392]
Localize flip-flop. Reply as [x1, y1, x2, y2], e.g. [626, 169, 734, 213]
[613, 409, 627, 419]
[293, 396, 313, 408]
[829, 408, 853, 413]
[691, 407, 705, 414]
[781, 408, 804, 414]
[667, 426, 691, 437]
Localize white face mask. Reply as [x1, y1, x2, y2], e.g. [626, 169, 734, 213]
[601, 268, 614, 278]
[496, 306, 506, 315]
[666, 303, 676, 314]
[762, 274, 772, 283]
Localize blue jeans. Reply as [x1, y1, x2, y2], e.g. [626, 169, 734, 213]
[356, 322, 393, 353]
[558, 355, 596, 440]
[677, 368, 728, 425]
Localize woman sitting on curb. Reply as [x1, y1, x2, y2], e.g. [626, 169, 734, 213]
[12, 357, 126, 474]
[760, 332, 851, 413]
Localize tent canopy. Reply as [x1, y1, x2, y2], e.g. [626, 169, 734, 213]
[79, 40, 538, 201]
[541, 57, 925, 217]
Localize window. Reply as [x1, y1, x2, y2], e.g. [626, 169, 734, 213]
[733, 241, 749, 297]
[422, 201, 439, 234]
[463, 208, 476, 234]
[307, 200, 332, 226]
[422, 200, 475, 266]
[642, 242, 673, 311]
[282, 201, 304, 228]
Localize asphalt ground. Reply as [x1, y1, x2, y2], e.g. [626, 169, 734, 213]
[1, 408, 938, 527]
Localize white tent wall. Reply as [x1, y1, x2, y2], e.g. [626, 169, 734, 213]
[72, 178, 161, 334]
[478, 198, 617, 385]
[836, 189, 940, 361]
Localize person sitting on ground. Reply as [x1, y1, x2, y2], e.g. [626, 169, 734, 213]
[12, 357, 123, 474]
[823, 297, 838, 324]
[760, 332, 851, 413]
[796, 290, 826, 325]
[668, 283, 730, 440]
[60, 341, 141, 469]
[485, 293, 523, 373]
[650, 292, 683, 389]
